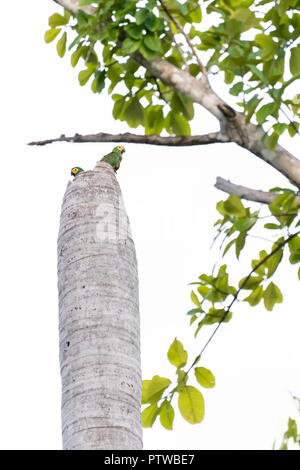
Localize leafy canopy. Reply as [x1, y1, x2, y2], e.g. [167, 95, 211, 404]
[45, 0, 300, 147]
[141, 188, 300, 430]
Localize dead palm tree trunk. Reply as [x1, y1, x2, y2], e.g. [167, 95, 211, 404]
[57, 161, 142, 450]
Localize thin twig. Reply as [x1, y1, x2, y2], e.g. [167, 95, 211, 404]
[185, 230, 300, 374]
[162, 229, 300, 405]
[158, 0, 207, 75]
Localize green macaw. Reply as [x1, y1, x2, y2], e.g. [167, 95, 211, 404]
[71, 167, 84, 177]
[100, 145, 125, 172]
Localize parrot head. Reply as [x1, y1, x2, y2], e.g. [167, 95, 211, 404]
[114, 145, 125, 154]
[71, 167, 84, 177]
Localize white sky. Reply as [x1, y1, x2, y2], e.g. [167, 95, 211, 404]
[0, 0, 299, 450]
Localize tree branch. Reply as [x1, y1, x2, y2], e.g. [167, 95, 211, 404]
[131, 53, 230, 122]
[186, 229, 300, 372]
[53, 0, 96, 14]
[28, 131, 229, 147]
[215, 177, 300, 206]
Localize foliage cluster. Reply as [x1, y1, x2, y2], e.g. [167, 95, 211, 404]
[141, 188, 300, 431]
[45, 0, 300, 147]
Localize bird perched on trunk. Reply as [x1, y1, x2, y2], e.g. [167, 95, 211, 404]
[71, 167, 84, 177]
[100, 145, 125, 172]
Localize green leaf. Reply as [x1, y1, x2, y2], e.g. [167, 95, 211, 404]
[144, 13, 160, 32]
[107, 63, 123, 93]
[285, 417, 298, 442]
[230, 82, 243, 96]
[252, 250, 268, 276]
[191, 290, 201, 307]
[263, 281, 283, 311]
[289, 250, 300, 264]
[266, 243, 283, 278]
[223, 194, 246, 218]
[195, 367, 215, 388]
[289, 238, 300, 259]
[235, 231, 247, 259]
[122, 38, 141, 55]
[206, 308, 231, 324]
[125, 23, 144, 40]
[169, 112, 191, 136]
[239, 275, 263, 290]
[178, 386, 205, 424]
[268, 132, 279, 150]
[91, 70, 106, 93]
[167, 338, 188, 368]
[75, 10, 90, 27]
[256, 102, 275, 124]
[247, 64, 268, 84]
[269, 193, 298, 226]
[112, 97, 125, 120]
[139, 42, 158, 60]
[135, 8, 149, 25]
[223, 238, 236, 256]
[44, 28, 61, 43]
[186, 307, 203, 316]
[288, 122, 299, 137]
[243, 285, 263, 306]
[48, 13, 69, 27]
[288, 237, 300, 264]
[78, 65, 95, 86]
[56, 32, 67, 58]
[264, 223, 282, 230]
[71, 45, 84, 67]
[189, 6, 202, 23]
[224, 70, 235, 84]
[145, 106, 164, 134]
[263, 56, 285, 86]
[290, 46, 300, 76]
[142, 403, 159, 428]
[85, 49, 98, 66]
[159, 400, 174, 430]
[273, 123, 288, 135]
[142, 376, 171, 404]
[232, 8, 258, 30]
[68, 34, 81, 51]
[198, 285, 212, 298]
[143, 35, 162, 52]
[171, 93, 194, 120]
[123, 97, 145, 128]
[234, 217, 256, 232]
[245, 95, 262, 122]
[255, 33, 275, 60]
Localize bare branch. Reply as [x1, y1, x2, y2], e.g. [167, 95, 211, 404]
[215, 177, 300, 206]
[28, 131, 229, 147]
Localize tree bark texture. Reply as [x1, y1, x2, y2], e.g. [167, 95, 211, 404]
[57, 162, 142, 450]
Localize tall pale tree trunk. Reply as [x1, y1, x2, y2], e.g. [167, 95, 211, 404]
[57, 162, 142, 450]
